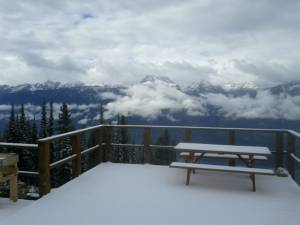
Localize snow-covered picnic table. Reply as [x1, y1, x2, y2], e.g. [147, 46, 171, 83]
[171, 143, 274, 191]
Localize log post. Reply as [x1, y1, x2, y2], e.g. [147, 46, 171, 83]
[38, 141, 51, 196]
[184, 128, 192, 142]
[9, 163, 18, 202]
[275, 131, 284, 169]
[143, 128, 151, 164]
[287, 133, 296, 178]
[97, 127, 104, 164]
[228, 130, 236, 166]
[228, 130, 236, 145]
[71, 134, 81, 178]
[183, 128, 192, 164]
[92, 128, 103, 165]
[104, 126, 112, 162]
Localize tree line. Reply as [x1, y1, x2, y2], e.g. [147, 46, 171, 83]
[2, 100, 176, 167]
[0, 100, 176, 196]
[1, 100, 73, 144]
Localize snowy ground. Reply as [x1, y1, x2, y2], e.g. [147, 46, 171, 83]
[0, 198, 33, 218]
[1, 163, 300, 225]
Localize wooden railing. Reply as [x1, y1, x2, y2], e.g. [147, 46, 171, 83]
[1, 125, 300, 197]
[0, 142, 39, 177]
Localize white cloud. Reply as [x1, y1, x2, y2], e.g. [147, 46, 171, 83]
[100, 92, 120, 100]
[1, 87, 300, 122]
[104, 80, 206, 119]
[206, 91, 300, 120]
[0, 104, 11, 111]
[0, 113, 9, 120]
[0, 0, 299, 86]
[78, 118, 89, 125]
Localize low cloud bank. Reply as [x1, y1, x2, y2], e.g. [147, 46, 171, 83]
[206, 91, 300, 120]
[1, 86, 299, 123]
[104, 83, 300, 120]
[104, 80, 206, 120]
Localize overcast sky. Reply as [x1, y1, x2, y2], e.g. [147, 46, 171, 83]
[0, 0, 299, 87]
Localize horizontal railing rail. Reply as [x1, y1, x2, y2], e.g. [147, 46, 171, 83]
[1, 125, 300, 198]
[0, 142, 38, 149]
[0, 142, 39, 177]
[287, 130, 300, 138]
[107, 124, 287, 132]
[38, 124, 105, 143]
[290, 153, 300, 164]
[18, 171, 39, 176]
[50, 154, 77, 169]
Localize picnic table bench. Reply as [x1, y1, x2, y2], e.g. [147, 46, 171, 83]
[0, 153, 18, 202]
[170, 143, 274, 192]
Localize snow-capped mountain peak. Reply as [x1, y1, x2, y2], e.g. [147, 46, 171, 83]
[187, 80, 216, 91]
[33, 81, 62, 90]
[8, 80, 89, 92]
[140, 75, 179, 88]
[184, 80, 225, 95]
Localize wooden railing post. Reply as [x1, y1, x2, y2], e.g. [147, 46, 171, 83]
[71, 134, 81, 178]
[228, 130, 236, 145]
[104, 126, 112, 162]
[287, 133, 296, 178]
[143, 128, 151, 164]
[275, 131, 284, 168]
[228, 130, 236, 166]
[38, 141, 51, 196]
[184, 128, 192, 142]
[97, 127, 104, 164]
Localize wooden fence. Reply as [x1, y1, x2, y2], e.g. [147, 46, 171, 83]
[1, 125, 300, 197]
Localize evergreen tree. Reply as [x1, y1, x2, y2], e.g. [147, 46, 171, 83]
[48, 101, 54, 137]
[47, 101, 55, 172]
[120, 115, 129, 163]
[52, 103, 74, 187]
[112, 115, 122, 162]
[5, 104, 17, 143]
[39, 99, 48, 138]
[81, 132, 90, 172]
[99, 104, 104, 124]
[111, 115, 129, 163]
[15, 113, 20, 142]
[57, 103, 74, 133]
[129, 134, 137, 164]
[30, 116, 38, 144]
[18, 104, 28, 143]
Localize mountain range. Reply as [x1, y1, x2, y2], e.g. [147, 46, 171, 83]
[0, 76, 299, 131]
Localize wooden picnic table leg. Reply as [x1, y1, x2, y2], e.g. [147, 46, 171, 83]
[192, 152, 206, 174]
[237, 154, 256, 191]
[248, 155, 256, 192]
[188, 151, 194, 162]
[187, 152, 197, 174]
[186, 168, 192, 185]
[250, 173, 256, 192]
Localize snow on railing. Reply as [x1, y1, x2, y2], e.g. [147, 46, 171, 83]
[0, 142, 38, 149]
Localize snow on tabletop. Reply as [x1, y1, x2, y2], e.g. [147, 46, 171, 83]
[1, 163, 300, 225]
[175, 143, 271, 155]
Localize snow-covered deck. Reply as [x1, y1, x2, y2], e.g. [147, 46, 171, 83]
[1, 163, 300, 225]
